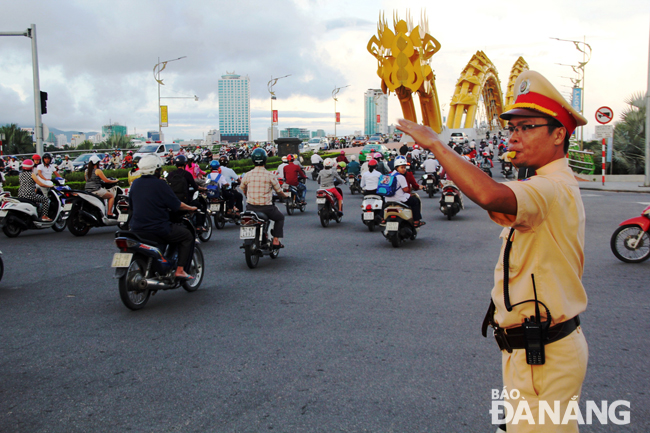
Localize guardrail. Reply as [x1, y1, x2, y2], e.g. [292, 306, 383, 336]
[568, 148, 596, 175]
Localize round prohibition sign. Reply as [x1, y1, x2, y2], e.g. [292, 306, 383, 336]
[595, 106, 613, 124]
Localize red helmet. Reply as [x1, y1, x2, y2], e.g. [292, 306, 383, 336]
[368, 159, 377, 167]
[286, 154, 294, 162]
[22, 159, 34, 170]
[33, 154, 41, 160]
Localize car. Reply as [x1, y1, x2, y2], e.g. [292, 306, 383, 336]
[369, 134, 383, 142]
[301, 137, 328, 153]
[351, 136, 368, 146]
[359, 144, 389, 162]
[132, 143, 181, 160]
[450, 132, 469, 145]
[72, 153, 108, 171]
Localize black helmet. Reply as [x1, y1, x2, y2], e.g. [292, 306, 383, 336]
[42, 152, 52, 161]
[219, 155, 229, 167]
[251, 148, 267, 166]
[174, 155, 187, 167]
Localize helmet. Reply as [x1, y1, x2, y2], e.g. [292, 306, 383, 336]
[251, 148, 268, 166]
[394, 156, 408, 167]
[210, 160, 220, 170]
[22, 159, 34, 170]
[374, 152, 383, 160]
[281, 156, 287, 163]
[368, 159, 377, 167]
[187, 153, 195, 161]
[287, 154, 294, 162]
[340, 151, 345, 155]
[89, 155, 101, 165]
[138, 154, 163, 175]
[219, 155, 229, 166]
[42, 152, 52, 161]
[65, 154, 70, 158]
[323, 158, 334, 168]
[428, 154, 435, 159]
[128, 150, 133, 154]
[350, 155, 356, 161]
[414, 144, 419, 149]
[33, 154, 41, 161]
[174, 155, 187, 167]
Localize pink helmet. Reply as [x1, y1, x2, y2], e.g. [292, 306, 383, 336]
[340, 151, 345, 155]
[22, 159, 34, 170]
[373, 152, 382, 159]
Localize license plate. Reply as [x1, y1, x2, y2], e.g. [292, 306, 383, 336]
[63, 203, 73, 211]
[210, 204, 220, 212]
[445, 195, 455, 203]
[427, 179, 434, 184]
[111, 253, 133, 268]
[240, 226, 256, 239]
[117, 213, 129, 222]
[363, 212, 374, 221]
[387, 222, 399, 231]
[316, 198, 326, 204]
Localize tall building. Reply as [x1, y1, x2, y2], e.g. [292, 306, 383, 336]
[206, 129, 221, 145]
[57, 134, 67, 148]
[218, 72, 251, 143]
[364, 89, 388, 135]
[102, 123, 127, 139]
[311, 129, 326, 138]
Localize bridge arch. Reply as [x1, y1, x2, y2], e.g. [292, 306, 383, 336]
[504, 57, 529, 112]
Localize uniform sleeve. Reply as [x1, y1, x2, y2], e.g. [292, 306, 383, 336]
[489, 176, 558, 231]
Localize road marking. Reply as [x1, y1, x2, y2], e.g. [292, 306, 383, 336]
[637, 202, 650, 206]
[581, 194, 601, 197]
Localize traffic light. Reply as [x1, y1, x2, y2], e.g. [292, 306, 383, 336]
[40, 91, 47, 114]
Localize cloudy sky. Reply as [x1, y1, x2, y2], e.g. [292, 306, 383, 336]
[1, 0, 648, 142]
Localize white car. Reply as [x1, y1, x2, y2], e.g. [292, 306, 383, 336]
[301, 138, 328, 153]
[450, 132, 469, 145]
[133, 143, 181, 160]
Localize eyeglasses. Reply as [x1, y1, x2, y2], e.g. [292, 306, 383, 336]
[506, 124, 553, 134]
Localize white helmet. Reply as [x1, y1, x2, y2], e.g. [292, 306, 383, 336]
[138, 154, 163, 175]
[281, 156, 287, 163]
[427, 154, 435, 159]
[350, 155, 356, 161]
[89, 155, 101, 165]
[394, 156, 408, 167]
[323, 158, 334, 168]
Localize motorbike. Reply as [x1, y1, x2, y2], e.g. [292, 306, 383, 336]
[439, 184, 462, 220]
[501, 160, 514, 178]
[348, 173, 363, 195]
[65, 180, 128, 236]
[480, 158, 493, 178]
[239, 210, 280, 268]
[311, 164, 322, 181]
[208, 183, 241, 229]
[382, 199, 418, 248]
[283, 179, 306, 215]
[316, 187, 342, 228]
[112, 213, 205, 310]
[420, 173, 439, 198]
[360, 193, 383, 232]
[0, 177, 69, 237]
[610, 204, 650, 263]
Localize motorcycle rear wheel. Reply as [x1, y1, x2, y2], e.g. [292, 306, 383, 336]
[119, 258, 150, 310]
[320, 211, 330, 228]
[183, 246, 205, 291]
[213, 213, 226, 229]
[245, 244, 260, 268]
[286, 201, 294, 216]
[428, 188, 434, 198]
[67, 209, 91, 237]
[610, 224, 650, 263]
[197, 217, 212, 242]
[367, 221, 374, 232]
[389, 233, 400, 248]
[52, 214, 66, 232]
[2, 220, 21, 238]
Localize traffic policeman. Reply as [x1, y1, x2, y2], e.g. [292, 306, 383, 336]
[397, 70, 588, 433]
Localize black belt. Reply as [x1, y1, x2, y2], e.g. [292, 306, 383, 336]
[492, 316, 580, 353]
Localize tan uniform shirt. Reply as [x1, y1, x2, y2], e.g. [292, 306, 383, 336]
[488, 158, 587, 328]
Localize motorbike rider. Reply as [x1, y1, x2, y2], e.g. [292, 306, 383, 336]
[8, 156, 20, 175]
[360, 159, 382, 195]
[317, 158, 345, 216]
[18, 159, 51, 221]
[85, 155, 119, 218]
[276, 156, 288, 180]
[110, 152, 122, 168]
[209, 159, 243, 215]
[347, 155, 360, 177]
[336, 150, 349, 165]
[35, 153, 62, 195]
[58, 154, 74, 172]
[311, 152, 324, 171]
[404, 163, 421, 192]
[283, 154, 307, 204]
[390, 156, 425, 227]
[168, 155, 207, 229]
[129, 154, 197, 280]
[185, 154, 206, 180]
[422, 154, 441, 184]
[374, 152, 390, 175]
[240, 148, 288, 248]
[123, 151, 134, 168]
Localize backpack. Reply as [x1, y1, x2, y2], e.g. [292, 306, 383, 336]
[376, 173, 399, 197]
[206, 173, 222, 199]
[167, 169, 189, 203]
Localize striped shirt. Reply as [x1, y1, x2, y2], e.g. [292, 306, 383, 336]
[241, 166, 283, 206]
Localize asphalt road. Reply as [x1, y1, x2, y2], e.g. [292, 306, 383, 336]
[0, 169, 648, 432]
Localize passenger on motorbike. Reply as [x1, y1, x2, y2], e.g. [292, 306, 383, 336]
[360, 159, 382, 195]
[185, 154, 206, 180]
[85, 155, 119, 218]
[168, 155, 208, 229]
[129, 154, 197, 280]
[404, 163, 420, 192]
[347, 155, 360, 176]
[283, 154, 307, 204]
[317, 158, 345, 216]
[276, 156, 288, 181]
[390, 156, 425, 227]
[374, 152, 390, 175]
[336, 151, 349, 164]
[240, 148, 288, 248]
[210, 159, 243, 214]
[18, 159, 51, 221]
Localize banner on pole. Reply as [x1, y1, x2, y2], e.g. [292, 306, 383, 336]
[571, 87, 582, 112]
[377, 114, 381, 123]
[160, 106, 168, 127]
[336, 112, 340, 124]
[272, 110, 278, 124]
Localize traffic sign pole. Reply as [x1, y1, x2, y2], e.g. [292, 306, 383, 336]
[602, 139, 606, 186]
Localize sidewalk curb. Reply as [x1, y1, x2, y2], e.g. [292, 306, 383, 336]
[578, 185, 650, 194]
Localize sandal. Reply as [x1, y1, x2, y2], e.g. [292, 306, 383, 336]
[414, 221, 426, 228]
[272, 242, 284, 249]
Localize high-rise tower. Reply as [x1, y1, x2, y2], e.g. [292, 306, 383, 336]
[218, 72, 251, 142]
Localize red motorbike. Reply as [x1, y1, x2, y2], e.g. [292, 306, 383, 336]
[610, 204, 650, 263]
[316, 188, 342, 228]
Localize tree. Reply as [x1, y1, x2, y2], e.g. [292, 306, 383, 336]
[613, 92, 646, 174]
[76, 140, 94, 150]
[0, 124, 36, 155]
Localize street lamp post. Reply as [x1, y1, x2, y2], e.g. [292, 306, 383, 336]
[153, 56, 187, 140]
[551, 37, 592, 150]
[267, 74, 291, 143]
[332, 85, 350, 137]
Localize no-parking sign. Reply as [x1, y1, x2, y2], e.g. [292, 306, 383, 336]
[595, 106, 613, 124]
